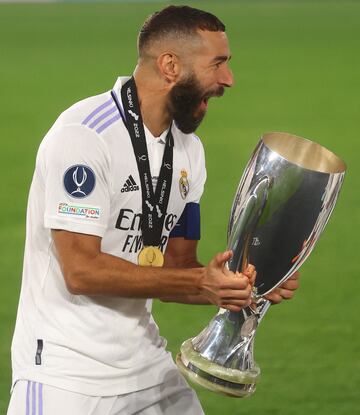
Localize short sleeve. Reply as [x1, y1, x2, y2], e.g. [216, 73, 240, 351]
[42, 123, 111, 237]
[187, 136, 207, 204]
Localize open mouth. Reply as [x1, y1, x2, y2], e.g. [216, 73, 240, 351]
[200, 89, 224, 111]
[200, 97, 210, 110]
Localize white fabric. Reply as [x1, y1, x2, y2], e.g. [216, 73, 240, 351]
[10, 77, 207, 396]
[7, 374, 204, 415]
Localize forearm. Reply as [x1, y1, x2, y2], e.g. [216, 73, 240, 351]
[62, 249, 205, 298]
[53, 231, 254, 312]
[160, 255, 210, 304]
[159, 293, 211, 305]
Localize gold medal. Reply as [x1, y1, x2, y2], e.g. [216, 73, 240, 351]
[138, 246, 164, 267]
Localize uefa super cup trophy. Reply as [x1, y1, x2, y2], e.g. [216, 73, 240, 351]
[176, 132, 346, 397]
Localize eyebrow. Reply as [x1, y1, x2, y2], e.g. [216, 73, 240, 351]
[212, 55, 232, 63]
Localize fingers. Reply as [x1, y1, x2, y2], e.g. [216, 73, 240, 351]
[265, 290, 283, 304]
[280, 278, 299, 291]
[243, 264, 256, 286]
[221, 300, 252, 312]
[243, 264, 255, 277]
[288, 271, 300, 280]
[217, 283, 252, 300]
[220, 273, 251, 290]
[265, 279, 298, 304]
[209, 250, 233, 271]
[266, 270, 301, 303]
[203, 253, 255, 310]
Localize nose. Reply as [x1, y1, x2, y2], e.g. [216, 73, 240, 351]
[218, 64, 234, 88]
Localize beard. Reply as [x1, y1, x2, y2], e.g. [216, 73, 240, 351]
[167, 73, 225, 134]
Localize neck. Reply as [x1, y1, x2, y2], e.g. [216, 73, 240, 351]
[133, 66, 172, 137]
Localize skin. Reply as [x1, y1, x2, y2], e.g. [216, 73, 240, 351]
[53, 29, 299, 310]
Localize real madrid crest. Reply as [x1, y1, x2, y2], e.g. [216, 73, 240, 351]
[179, 169, 190, 199]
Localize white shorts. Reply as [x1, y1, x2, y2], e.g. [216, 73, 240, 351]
[7, 373, 204, 415]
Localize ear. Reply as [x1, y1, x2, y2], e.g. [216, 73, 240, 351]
[156, 52, 181, 84]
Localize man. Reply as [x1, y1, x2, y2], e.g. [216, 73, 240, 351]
[7, 5, 299, 415]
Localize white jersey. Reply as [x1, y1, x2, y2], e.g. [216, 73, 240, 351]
[11, 77, 206, 396]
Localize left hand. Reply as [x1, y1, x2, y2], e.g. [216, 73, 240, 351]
[265, 271, 300, 304]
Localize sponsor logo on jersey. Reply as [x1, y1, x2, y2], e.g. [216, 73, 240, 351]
[115, 208, 178, 253]
[58, 203, 100, 219]
[179, 169, 189, 199]
[121, 175, 139, 193]
[63, 165, 96, 198]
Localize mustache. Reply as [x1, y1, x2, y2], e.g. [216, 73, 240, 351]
[203, 86, 225, 100]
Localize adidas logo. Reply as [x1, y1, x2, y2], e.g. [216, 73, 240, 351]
[121, 175, 139, 193]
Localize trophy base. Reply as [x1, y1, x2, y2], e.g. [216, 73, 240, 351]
[176, 339, 260, 398]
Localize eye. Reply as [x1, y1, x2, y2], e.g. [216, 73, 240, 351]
[214, 62, 222, 69]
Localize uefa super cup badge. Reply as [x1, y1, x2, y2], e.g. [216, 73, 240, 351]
[179, 169, 189, 199]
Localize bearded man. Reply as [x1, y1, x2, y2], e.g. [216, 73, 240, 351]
[7, 5, 298, 415]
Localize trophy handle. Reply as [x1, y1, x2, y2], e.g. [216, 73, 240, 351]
[227, 176, 271, 274]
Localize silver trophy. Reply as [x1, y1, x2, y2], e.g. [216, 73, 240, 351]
[176, 132, 346, 397]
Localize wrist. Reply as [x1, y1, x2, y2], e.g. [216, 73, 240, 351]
[195, 266, 207, 295]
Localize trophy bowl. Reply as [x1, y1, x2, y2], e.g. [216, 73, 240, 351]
[176, 132, 346, 398]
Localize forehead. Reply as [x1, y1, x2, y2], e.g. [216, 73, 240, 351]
[196, 30, 231, 60]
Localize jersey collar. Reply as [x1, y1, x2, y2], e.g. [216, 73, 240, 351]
[112, 76, 173, 146]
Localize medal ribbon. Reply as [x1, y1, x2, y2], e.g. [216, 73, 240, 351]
[115, 77, 173, 247]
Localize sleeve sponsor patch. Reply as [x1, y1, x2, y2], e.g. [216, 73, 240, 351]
[63, 165, 96, 198]
[58, 203, 100, 219]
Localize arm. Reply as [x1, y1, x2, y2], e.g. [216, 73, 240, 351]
[162, 235, 299, 306]
[161, 237, 209, 304]
[162, 237, 257, 305]
[52, 230, 253, 312]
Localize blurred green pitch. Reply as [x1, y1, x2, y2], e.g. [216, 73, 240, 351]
[0, 1, 359, 414]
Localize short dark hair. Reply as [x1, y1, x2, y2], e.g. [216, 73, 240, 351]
[138, 5, 225, 56]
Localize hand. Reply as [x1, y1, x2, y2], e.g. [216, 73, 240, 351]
[200, 251, 253, 312]
[265, 271, 300, 304]
[243, 263, 257, 287]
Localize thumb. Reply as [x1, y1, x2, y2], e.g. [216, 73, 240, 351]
[209, 250, 233, 270]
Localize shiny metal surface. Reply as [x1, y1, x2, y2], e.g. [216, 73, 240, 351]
[177, 132, 346, 397]
[228, 132, 345, 296]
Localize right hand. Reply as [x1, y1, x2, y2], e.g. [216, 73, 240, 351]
[200, 250, 254, 312]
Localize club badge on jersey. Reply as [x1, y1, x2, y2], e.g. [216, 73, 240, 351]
[113, 77, 174, 267]
[179, 169, 190, 199]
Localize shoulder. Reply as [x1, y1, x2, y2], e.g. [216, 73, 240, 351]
[40, 90, 123, 153]
[37, 92, 118, 166]
[57, 91, 120, 133]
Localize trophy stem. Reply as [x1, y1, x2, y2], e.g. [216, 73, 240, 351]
[176, 300, 271, 397]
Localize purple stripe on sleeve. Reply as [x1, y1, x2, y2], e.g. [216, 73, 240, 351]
[32, 382, 36, 415]
[26, 381, 30, 415]
[38, 383, 43, 415]
[89, 105, 117, 129]
[96, 113, 121, 134]
[82, 97, 113, 125]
